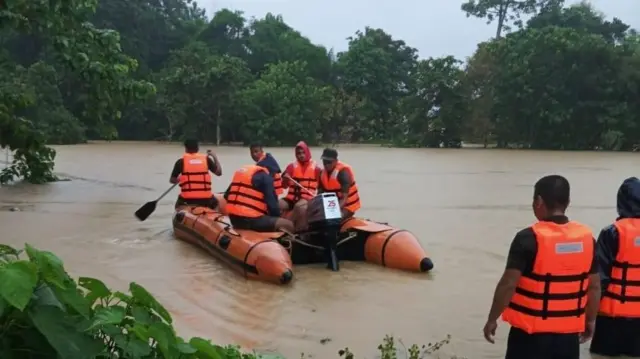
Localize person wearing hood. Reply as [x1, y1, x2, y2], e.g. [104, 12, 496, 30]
[250, 143, 284, 197]
[590, 177, 640, 358]
[281, 141, 322, 230]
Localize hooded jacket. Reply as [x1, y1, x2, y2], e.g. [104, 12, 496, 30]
[596, 177, 640, 292]
[283, 141, 320, 188]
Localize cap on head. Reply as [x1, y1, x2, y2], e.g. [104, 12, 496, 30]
[321, 148, 338, 161]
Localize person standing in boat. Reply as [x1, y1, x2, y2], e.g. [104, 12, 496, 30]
[281, 141, 322, 229]
[170, 139, 222, 209]
[250, 143, 284, 197]
[224, 165, 295, 233]
[317, 148, 361, 219]
[482, 175, 600, 359]
[589, 177, 640, 359]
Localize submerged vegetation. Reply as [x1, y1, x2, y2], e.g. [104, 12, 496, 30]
[0, 243, 465, 359]
[1, 0, 640, 184]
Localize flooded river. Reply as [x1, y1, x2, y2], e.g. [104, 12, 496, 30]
[1, 141, 639, 358]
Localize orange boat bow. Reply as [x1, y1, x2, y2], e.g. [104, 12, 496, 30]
[342, 218, 434, 272]
[172, 206, 293, 285]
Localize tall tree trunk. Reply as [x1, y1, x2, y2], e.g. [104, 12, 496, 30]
[216, 107, 221, 146]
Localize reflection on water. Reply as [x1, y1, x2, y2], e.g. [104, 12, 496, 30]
[2, 141, 640, 358]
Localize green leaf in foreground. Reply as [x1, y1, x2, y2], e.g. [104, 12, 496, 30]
[87, 305, 125, 330]
[51, 285, 91, 318]
[0, 244, 20, 257]
[0, 260, 38, 310]
[113, 333, 153, 357]
[189, 337, 225, 359]
[129, 282, 172, 323]
[78, 276, 111, 304]
[0, 297, 7, 318]
[28, 305, 103, 359]
[25, 244, 71, 289]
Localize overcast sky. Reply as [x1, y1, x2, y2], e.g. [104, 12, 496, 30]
[199, 0, 640, 60]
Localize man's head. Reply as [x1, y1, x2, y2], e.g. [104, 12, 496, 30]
[249, 143, 263, 162]
[321, 148, 338, 172]
[184, 139, 199, 153]
[532, 175, 570, 220]
[295, 146, 307, 162]
[616, 177, 640, 219]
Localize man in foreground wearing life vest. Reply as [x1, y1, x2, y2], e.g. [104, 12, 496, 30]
[223, 165, 295, 233]
[318, 148, 361, 219]
[250, 143, 284, 198]
[170, 139, 222, 209]
[482, 175, 601, 359]
[281, 141, 322, 230]
[589, 176, 640, 358]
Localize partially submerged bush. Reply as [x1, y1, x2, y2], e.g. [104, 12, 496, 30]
[0, 243, 464, 359]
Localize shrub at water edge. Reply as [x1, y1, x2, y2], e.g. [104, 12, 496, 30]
[0, 243, 464, 359]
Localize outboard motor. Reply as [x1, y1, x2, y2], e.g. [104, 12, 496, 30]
[306, 193, 342, 271]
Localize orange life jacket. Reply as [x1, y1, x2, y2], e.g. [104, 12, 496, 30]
[274, 172, 284, 197]
[256, 153, 283, 197]
[285, 160, 318, 202]
[319, 161, 361, 213]
[179, 153, 212, 199]
[226, 165, 269, 218]
[502, 221, 593, 334]
[599, 218, 640, 318]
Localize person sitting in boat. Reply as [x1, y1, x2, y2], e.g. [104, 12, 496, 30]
[224, 164, 295, 233]
[280, 141, 322, 229]
[250, 143, 284, 197]
[318, 148, 361, 219]
[170, 139, 222, 209]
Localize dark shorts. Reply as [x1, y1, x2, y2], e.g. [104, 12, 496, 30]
[175, 195, 218, 209]
[590, 315, 640, 357]
[281, 198, 295, 211]
[229, 215, 279, 232]
[505, 327, 579, 359]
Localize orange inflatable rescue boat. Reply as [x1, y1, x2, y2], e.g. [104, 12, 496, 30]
[214, 193, 434, 273]
[172, 206, 294, 285]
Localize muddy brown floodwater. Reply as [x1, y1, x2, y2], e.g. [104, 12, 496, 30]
[1, 141, 639, 358]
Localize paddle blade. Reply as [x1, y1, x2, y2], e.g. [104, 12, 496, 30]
[134, 201, 157, 221]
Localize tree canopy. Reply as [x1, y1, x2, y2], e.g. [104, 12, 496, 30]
[1, 0, 639, 183]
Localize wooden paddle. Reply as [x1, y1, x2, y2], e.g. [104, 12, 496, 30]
[134, 183, 178, 221]
[283, 174, 315, 196]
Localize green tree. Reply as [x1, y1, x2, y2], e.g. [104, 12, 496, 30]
[335, 27, 418, 141]
[1, 0, 154, 184]
[401, 56, 466, 147]
[240, 61, 330, 145]
[527, 1, 629, 42]
[158, 42, 252, 143]
[461, 0, 562, 38]
[487, 26, 630, 149]
[245, 13, 332, 82]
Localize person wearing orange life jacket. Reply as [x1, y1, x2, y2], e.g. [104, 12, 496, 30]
[223, 164, 295, 233]
[170, 139, 222, 209]
[281, 141, 322, 229]
[590, 177, 640, 358]
[483, 175, 600, 359]
[249, 143, 284, 198]
[318, 148, 361, 219]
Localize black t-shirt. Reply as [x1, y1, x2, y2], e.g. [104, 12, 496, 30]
[505, 215, 598, 274]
